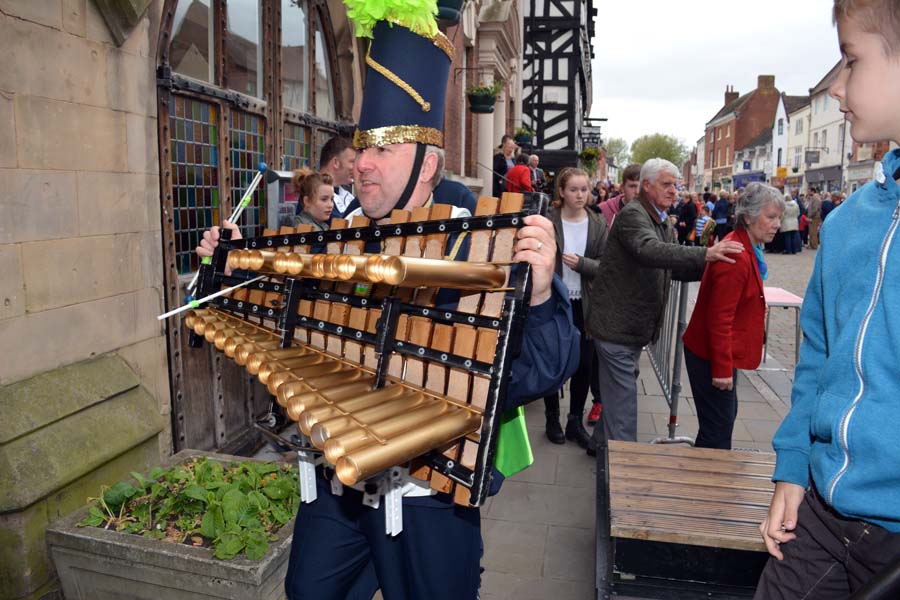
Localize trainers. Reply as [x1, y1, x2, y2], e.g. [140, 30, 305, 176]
[587, 403, 602, 426]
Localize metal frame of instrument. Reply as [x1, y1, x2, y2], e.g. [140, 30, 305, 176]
[190, 193, 549, 506]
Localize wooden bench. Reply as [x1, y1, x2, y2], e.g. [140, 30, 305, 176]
[598, 441, 776, 599]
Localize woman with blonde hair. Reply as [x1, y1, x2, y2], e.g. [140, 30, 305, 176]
[292, 168, 334, 231]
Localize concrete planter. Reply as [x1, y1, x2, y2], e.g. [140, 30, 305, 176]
[47, 450, 295, 600]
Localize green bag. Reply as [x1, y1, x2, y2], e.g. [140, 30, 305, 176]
[494, 406, 534, 478]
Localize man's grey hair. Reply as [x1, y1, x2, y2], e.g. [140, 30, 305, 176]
[639, 158, 680, 190]
[529, 154, 539, 164]
[424, 144, 445, 188]
[735, 182, 785, 228]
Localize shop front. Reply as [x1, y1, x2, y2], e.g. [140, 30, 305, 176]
[733, 171, 766, 189]
[805, 165, 843, 193]
[846, 161, 877, 194]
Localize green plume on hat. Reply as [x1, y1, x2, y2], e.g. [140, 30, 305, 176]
[342, 0, 439, 38]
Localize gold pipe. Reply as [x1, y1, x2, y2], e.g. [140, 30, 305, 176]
[204, 320, 244, 343]
[213, 325, 255, 349]
[310, 391, 425, 446]
[214, 326, 245, 351]
[295, 381, 401, 432]
[335, 408, 480, 486]
[378, 256, 507, 289]
[240, 249, 277, 271]
[224, 332, 270, 358]
[192, 315, 224, 336]
[273, 252, 312, 275]
[324, 401, 450, 463]
[246, 347, 311, 375]
[195, 315, 239, 337]
[267, 360, 345, 398]
[258, 354, 327, 386]
[227, 250, 244, 271]
[235, 340, 280, 366]
[285, 378, 377, 421]
[184, 309, 213, 329]
[280, 377, 385, 414]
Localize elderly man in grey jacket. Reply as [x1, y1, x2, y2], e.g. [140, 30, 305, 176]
[586, 158, 744, 449]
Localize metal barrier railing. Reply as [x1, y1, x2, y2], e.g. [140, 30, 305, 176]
[645, 279, 693, 445]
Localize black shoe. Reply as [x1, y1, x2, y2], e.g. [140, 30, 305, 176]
[586, 442, 597, 457]
[545, 417, 565, 444]
[565, 414, 592, 449]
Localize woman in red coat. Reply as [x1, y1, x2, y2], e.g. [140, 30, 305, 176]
[682, 182, 785, 449]
[504, 153, 534, 194]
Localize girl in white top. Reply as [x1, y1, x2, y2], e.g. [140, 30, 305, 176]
[543, 168, 608, 447]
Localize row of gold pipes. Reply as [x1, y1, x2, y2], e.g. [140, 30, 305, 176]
[184, 308, 481, 486]
[227, 250, 507, 290]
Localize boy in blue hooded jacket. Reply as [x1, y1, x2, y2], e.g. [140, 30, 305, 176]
[755, 1, 900, 598]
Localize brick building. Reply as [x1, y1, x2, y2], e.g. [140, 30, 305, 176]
[704, 76, 781, 190]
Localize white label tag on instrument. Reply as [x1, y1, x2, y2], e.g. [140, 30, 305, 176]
[330, 473, 344, 496]
[297, 450, 317, 504]
[385, 469, 404, 537]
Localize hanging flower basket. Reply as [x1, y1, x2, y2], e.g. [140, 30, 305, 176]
[514, 126, 535, 146]
[437, 0, 465, 26]
[467, 92, 497, 114]
[465, 80, 504, 114]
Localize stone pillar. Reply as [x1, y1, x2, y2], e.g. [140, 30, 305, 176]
[478, 112, 495, 195]
[493, 91, 508, 141]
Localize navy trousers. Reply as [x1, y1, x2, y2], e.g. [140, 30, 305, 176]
[684, 346, 738, 450]
[285, 475, 481, 600]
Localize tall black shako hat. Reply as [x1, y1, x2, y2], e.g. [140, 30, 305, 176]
[345, 0, 453, 212]
[354, 21, 453, 149]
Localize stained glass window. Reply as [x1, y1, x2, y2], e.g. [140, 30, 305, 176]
[283, 123, 312, 170]
[170, 95, 219, 275]
[314, 128, 333, 166]
[230, 109, 267, 238]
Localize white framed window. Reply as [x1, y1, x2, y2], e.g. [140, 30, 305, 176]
[778, 119, 784, 135]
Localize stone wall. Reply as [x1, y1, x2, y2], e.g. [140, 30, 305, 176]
[0, 1, 170, 598]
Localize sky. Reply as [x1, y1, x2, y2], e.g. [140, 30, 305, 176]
[590, 0, 842, 150]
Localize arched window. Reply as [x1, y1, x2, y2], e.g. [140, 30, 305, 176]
[159, 0, 355, 277]
[158, 0, 360, 452]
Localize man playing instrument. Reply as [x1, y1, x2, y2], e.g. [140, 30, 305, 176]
[196, 3, 579, 598]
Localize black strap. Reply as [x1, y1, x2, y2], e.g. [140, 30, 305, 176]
[391, 144, 427, 213]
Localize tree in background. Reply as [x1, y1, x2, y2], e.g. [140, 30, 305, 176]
[604, 137, 630, 170]
[630, 133, 688, 167]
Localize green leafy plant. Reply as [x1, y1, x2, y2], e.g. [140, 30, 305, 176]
[466, 79, 504, 98]
[514, 125, 535, 138]
[579, 146, 602, 177]
[78, 457, 300, 561]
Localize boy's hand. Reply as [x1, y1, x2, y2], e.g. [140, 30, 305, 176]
[759, 481, 806, 560]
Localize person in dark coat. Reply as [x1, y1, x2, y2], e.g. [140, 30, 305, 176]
[585, 158, 743, 449]
[492, 135, 515, 197]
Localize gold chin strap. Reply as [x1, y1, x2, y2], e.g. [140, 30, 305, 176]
[366, 46, 431, 113]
